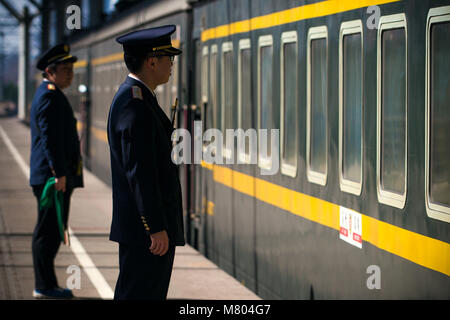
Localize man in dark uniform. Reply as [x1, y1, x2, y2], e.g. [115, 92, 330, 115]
[107, 25, 185, 300]
[29, 43, 83, 299]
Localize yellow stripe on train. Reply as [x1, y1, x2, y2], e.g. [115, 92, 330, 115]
[202, 161, 450, 277]
[201, 0, 400, 42]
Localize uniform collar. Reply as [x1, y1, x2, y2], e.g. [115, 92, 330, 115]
[127, 73, 156, 97]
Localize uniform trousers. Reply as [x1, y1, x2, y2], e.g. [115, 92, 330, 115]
[31, 184, 72, 290]
[114, 242, 176, 300]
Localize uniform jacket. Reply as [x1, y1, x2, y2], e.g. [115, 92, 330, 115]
[30, 80, 82, 187]
[107, 76, 185, 246]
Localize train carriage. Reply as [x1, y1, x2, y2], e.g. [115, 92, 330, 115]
[192, 0, 449, 299]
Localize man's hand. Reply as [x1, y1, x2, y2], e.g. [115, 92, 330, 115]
[55, 176, 66, 192]
[149, 230, 169, 256]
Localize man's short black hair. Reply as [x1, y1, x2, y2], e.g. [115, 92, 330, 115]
[124, 54, 147, 74]
[124, 53, 168, 74]
[41, 62, 58, 78]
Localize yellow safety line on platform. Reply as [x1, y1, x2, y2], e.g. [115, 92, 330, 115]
[202, 161, 450, 277]
[201, 0, 401, 42]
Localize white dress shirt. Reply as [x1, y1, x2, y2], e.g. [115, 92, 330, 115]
[128, 73, 156, 97]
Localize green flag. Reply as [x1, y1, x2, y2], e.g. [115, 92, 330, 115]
[40, 177, 70, 245]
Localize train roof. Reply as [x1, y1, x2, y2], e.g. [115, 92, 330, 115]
[70, 0, 191, 50]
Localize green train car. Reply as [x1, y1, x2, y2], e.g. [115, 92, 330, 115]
[64, 0, 449, 299]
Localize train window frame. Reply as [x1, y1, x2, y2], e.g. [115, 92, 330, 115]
[221, 42, 234, 161]
[280, 31, 298, 178]
[376, 13, 408, 209]
[339, 20, 363, 196]
[202, 46, 209, 104]
[237, 38, 253, 165]
[202, 46, 209, 154]
[209, 44, 219, 156]
[257, 35, 274, 171]
[306, 26, 328, 186]
[425, 5, 450, 222]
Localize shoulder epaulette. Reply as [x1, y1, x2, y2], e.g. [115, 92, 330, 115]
[131, 86, 143, 100]
[47, 83, 56, 90]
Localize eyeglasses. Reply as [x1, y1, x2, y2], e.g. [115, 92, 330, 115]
[147, 54, 175, 62]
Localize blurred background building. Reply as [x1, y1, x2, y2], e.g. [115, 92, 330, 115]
[0, 0, 159, 118]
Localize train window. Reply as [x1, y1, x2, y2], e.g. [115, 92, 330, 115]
[202, 46, 213, 133]
[280, 31, 298, 178]
[425, 6, 450, 222]
[210, 45, 219, 131]
[195, 42, 202, 108]
[376, 14, 407, 209]
[222, 42, 234, 160]
[238, 39, 253, 164]
[202, 47, 209, 105]
[257, 35, 276, 171]
[307, 26, 328, 186]
[339, 20, 363, 195]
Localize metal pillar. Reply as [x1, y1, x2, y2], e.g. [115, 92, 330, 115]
[0, 1, 39, 122]
[18, 6, 31, 121]
[0, 32, 4, 101]
[41, 0, 50, 53]
[88, 0, 104, 28]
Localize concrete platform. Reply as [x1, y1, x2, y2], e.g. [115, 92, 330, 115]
[0, 117, 260, 300]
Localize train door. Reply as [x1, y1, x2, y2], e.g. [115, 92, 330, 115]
[188, 38, 203, 250]
[199, 41, 216, 259]
[184, 38, 213, 256]
[169, 27, 194, 250]
[194, 41, 213, 256]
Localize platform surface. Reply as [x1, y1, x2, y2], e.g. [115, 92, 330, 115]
[0, 117, 260, 300]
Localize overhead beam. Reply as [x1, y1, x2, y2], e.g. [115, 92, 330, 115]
[0, 0, 22, 22]
[27, 0, 42, 12]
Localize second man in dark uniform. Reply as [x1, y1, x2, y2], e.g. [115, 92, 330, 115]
[30, 43, 83, 299]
